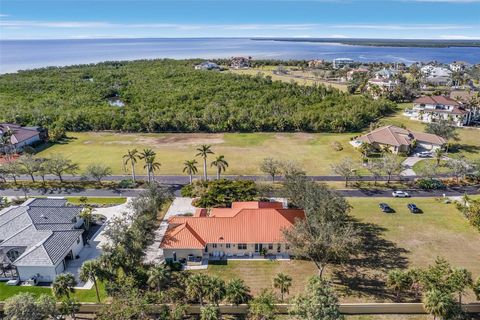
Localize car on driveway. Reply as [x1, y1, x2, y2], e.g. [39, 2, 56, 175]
[392, 191, 410, 198]
[417, 151, 432, 158]
[379, 203, 393, 213]
[407, 203, 420, 213]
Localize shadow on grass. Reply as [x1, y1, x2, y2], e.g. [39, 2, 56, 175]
[332, 219, 410, 302]
[33, 135, 78, 153]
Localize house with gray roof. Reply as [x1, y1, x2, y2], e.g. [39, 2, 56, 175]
[0, 198, 85, 282]
[0, 123, 47, 152]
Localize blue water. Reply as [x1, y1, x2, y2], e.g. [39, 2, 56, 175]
[1, 38, 479, 74]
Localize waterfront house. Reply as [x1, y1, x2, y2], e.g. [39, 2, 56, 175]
[332, 58, 354, 69]
[194, 61, 221, 70]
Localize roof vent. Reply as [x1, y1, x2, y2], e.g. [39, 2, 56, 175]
[219, 236, 224, 241]
[40, 214, 47, 219]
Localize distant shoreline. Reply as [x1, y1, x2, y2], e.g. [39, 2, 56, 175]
[252, 38, 480, 48]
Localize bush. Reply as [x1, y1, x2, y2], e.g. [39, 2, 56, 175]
[118, 179, 137, 189]
[330, 141, 343, 151]
[181, 179, 258, 208]
[416, 178, 445, 190]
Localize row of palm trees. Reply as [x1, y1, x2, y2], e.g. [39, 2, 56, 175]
[123, 145, 228, 184]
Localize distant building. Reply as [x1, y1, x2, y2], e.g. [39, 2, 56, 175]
[353, 125, 445, 154]
[449, 61, 472, 72]
[332, 58, 354, 69]
[367, 68, 400, 91]
[0, 124, 47, 153]
[194, 61, 221, 71]
[421, 65, 452, 86]
[405, 95, 474, 126]
[346, 68, 369, 81]
[308, 59, 326, 68]
[230, 57, 251, 69]
[0, 198, 85, 282]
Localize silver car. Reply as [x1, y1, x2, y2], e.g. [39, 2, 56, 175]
[392, 191, 410, 198]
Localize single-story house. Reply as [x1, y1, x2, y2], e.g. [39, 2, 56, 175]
[160, 201, 304, 262]
[405, 95, 474, 126]
[0, 198, 84, 282]
[354, 125, 446, 154]
[194, 61, 221, 71]
[0, 123, 47, 152]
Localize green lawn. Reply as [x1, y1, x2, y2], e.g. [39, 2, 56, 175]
[200, 197, 480, 303]
[65, 197, 127, 205]
[0, 281, 107, 302]
[412, 159, 451, 175]
[37, 132, 362, 176]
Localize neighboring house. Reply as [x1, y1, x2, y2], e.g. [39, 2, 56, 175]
[230, 57, 251, 69]
[420, 65, 452, 87]
[0, 123, 47, 152]
[449, 61, 472, 72]
[346, 68, 369, 81]
[354, 125, 445, 154]
[194, 61, 221, 71]
[405, 95, 474, 126]
[308, 59, 326, 68]
[0, 198, 84, 282]
[333, 58, 354, 69]
[161, 201, 304, 262]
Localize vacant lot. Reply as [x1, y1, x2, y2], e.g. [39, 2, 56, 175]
[200, 197, 480, 303]
[37, 132, 361, 175]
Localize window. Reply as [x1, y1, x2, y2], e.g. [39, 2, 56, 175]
[212, 243, 217, 248]
[268, 243, 273, 250]
[277, 244, 281, 253]
[238, 243, 247, 250]
[226, 244, 231, 248]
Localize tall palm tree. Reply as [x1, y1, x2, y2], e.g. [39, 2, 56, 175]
[434, 148, 444, 166]
[147, 156, 161, 182]
[79, 260, 102, 303]
[52, 273, 77, 300]
[211, 155, 228, 179]
[196, 145, 214, 181]
[122, 149, 139, 181]
[139, 148, 156, 183]
[424, 289, 456, 320]
[147, 264, 171, 292]
[183, 159, 198, 184]
[273, 272, 292, 302]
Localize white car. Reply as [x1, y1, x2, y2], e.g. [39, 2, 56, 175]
[392, 191, 410, 198]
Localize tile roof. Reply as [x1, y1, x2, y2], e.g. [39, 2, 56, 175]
[413, 96, 460, 106]
[357, 125, 445, 147]
[161, 202, 304, 249]
[27, 198, 68, 207]
[0, 123, 41, 145]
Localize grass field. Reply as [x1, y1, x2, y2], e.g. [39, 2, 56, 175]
[199, 197, 480, 303]
[65, 196, 127, 205]
[0, 281, 107, 302]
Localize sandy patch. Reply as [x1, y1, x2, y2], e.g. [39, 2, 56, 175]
[137, 133, 225, 148]
[274, 132, 314, 141]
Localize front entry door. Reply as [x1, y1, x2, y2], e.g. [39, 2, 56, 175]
[255, 244, 262, 253]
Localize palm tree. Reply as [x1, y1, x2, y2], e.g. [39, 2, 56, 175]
[273, 272, 292, 302]
[186, 273, 210, 306]
[147, 264, 171, 292]
[424, 289, 456, 320]
[52, 273, 77, 300]
[211, 155, 228, 179]
[139, 149, 156, 183]
[200, 304, 220, 320]
[434, 148, 444, 166]
[79, 207, 93, 231]
[196, 145, 214, 180]
[147, 156, 161, 182]
[387, 269, 411, 303]
[122, 149, 139, 181]
[79, 260, 102, 303]
[225, 278, 251, 305]
[183, 159, 198, 184]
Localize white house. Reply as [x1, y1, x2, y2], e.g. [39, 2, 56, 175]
[194, 61, 221, 71]
[449, 61, 472, 72]
[0, 198, 85, 282]
[333, 58, 354, 69]
[420, 65, 452, 86]
[405, 95, 473, 126]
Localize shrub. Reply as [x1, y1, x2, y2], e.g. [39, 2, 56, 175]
[416, 178, 445, 190]
[330, 141, 343, 151]
[118, 179, 137, 189]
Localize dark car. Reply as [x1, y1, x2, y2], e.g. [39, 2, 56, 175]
[379, 203, 393, 213]
[407, 203, 420, 213]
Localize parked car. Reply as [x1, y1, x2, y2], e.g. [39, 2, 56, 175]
[407, 203, 420, 213]
[417, 151, 432, 158]
[6, 278, 20, 286]
[392, 191, 410, 198]
[379, 203, 393, 213]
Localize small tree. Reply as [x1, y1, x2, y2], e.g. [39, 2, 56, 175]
[426, 120, 459, 150]
[380, 154, 403, 184]
[387, 269, 412, 302]
[79, 259, 103, 303]
[211, 155, 229, 179]
[447, 157, 472, 183]
[473, 277, 480, 300]
[147, 263, 171, 292]
[290, 276, 342, 320]
[52, 273, 77, 300]
[18, 154, 41, 182]
[225, 278, 251, 305]
[122, 149, 139, 181]
[84, 163, 112, 184]
[45, 155, 79, 182]
[205, 276, 226, 306]
[434, 148, 444, 166]
[183, 159, 199, 184]
[248, 289, 276, 320]
[260, 157, 282, 182]
[186, 273, 211, 306]
[331, 158, 357, 187]
[365, 160, 383, 186]
[447, 268, 473, 305]
[4, 293, 57, 320]
[3, 160, 22, 185]
[423, 289, 457, 320]
[273, 272, 292, 302]
[200, 304, 220, 320]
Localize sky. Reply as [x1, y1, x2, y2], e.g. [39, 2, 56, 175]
[0, 0, 479, 40]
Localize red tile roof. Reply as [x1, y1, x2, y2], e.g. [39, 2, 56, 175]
[413, 96, 460, 106]
[357, 125, 445, 147]
[160, 202, 305, 249]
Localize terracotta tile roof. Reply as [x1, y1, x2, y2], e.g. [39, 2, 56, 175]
[357, 125, 445, 147]
[160, 202, 305, 249]
[413, 96, 460, 107]
[210, 201, 284, 217]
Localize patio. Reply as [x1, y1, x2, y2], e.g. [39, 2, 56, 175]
[182, 252, 291, 270]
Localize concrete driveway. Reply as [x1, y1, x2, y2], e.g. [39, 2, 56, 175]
[401, 156, 425, 176]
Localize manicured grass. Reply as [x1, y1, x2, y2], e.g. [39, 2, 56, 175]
[37, 132, 362, 175]
[0, 281, 107, 302]
[412, 159, 451, 175]
[200, 197, 480, 303]
[65, 197, 127, 205]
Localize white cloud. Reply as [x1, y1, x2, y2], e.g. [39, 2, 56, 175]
[332, 24, 473, 30]
[438, 35, 480, 39]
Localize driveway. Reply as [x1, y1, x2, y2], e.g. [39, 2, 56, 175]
[401, 156, 425, 176]
[144, 197, 196, 264]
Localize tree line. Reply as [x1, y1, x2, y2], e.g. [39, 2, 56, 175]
[0, 59, 395, 133]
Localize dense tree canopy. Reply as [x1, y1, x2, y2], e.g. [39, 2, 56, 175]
[0, 59, 394, 133]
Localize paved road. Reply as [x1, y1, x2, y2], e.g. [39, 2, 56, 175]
[1, 184, 478, 198]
